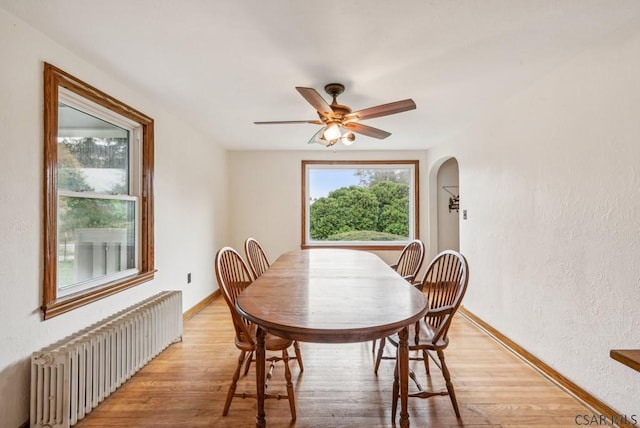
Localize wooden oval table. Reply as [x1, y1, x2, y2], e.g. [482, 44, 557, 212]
[236, 249, 428, 427]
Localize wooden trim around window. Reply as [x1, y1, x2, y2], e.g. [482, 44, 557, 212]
[42, 63, 155, 319]
[301, 160, 419, 250]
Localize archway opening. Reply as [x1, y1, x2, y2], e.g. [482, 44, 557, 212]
[437, 157, 459, 251]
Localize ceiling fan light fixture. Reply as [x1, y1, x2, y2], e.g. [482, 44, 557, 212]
[341, 132, 355, 146]
[319, 136, 334, 147]
[308, 127, 338, 147]
[323, 122, 341, 141]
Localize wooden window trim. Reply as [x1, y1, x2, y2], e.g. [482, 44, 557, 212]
[42, 63, 155, 319]
[301, 160, 420, 250]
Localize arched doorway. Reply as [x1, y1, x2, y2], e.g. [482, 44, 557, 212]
[436, 158, 459, 252]
[427, 157, 460, 256]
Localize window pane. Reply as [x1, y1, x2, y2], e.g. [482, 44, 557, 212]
[308, 166, 411, 242]
[57, 103, 130, 195]
[57, 196, 136, 290]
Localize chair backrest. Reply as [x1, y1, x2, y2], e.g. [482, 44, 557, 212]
[244, 237, 271, 279]
[420, 250, 469, 344]
[215, 246, 255, 345]
[392, 239, 425, 283]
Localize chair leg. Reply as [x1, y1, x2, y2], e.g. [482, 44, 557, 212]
[374, 337, 386, 375]
[437, 349, 460, 417]
[372, 339, 378, 354]
[242, 351, 253, 376]
[223, 350, 246, 416]
[293, 340, 304, 372]
[282, 348, 296, 421]
[391, 358, 399, 422]
[422, 349, 430, 375]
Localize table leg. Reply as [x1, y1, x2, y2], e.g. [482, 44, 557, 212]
[398, 326, 410, 427]
[256, 327, 266, 428]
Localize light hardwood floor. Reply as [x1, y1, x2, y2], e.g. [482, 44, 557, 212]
[74, 297, 595, 427]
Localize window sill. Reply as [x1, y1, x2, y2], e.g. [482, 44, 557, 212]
[301, 244, 406, 251]
[41, 270, 157, 320]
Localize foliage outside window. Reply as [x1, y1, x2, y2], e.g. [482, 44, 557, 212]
[43, 63, 155, 319]
[302, 160, 419, 250]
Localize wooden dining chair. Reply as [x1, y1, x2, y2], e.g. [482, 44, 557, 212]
[372, 239, 426, 356]
[387, 250, 470, 420]
[390, 239, 426, 285]
[243, 237, 304, 372]
[215, 246, 297, 420]
[244, 237, 271, 279]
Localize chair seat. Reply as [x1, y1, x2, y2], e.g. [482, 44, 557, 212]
[236, 324, 294, 351]
[387, 319, 450, 351]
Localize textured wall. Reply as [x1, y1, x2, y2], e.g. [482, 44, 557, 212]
[0, 9, 228, 427]
[427, 16, 640, 416]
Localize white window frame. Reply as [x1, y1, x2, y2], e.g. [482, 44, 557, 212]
[57, 89, 142, 297]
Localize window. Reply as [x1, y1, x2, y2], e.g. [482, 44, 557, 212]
[43, 63, 155, 319]
[302, 160, 419, 250]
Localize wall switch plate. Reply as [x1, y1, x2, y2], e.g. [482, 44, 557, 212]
[187, 273, 192, 283]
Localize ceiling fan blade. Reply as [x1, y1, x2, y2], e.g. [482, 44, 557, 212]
[346, 99, 416, 121]
[343, 122, 391, 139]
[254, 120, 323, 125]
[296, 87, 334, 116]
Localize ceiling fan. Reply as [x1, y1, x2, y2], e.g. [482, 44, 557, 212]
[254, 83, 416, 147]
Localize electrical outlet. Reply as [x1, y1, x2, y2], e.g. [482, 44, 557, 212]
[187, 272, 192, 284]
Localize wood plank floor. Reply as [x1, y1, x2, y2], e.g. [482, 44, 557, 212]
[75, 297, 594, 427]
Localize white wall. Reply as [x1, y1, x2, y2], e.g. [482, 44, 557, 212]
[426, 17, 640, 416]
[0, 9, 228, 427]
[228, 150, 428, 265]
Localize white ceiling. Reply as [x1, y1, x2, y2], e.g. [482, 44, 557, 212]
[2, 0, 640, 151]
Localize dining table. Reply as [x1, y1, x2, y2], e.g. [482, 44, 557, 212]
[235, 248, 428, 427]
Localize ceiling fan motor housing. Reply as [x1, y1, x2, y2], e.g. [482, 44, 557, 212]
[324, 83, 345, 97]
[322, 83, 352, 119]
